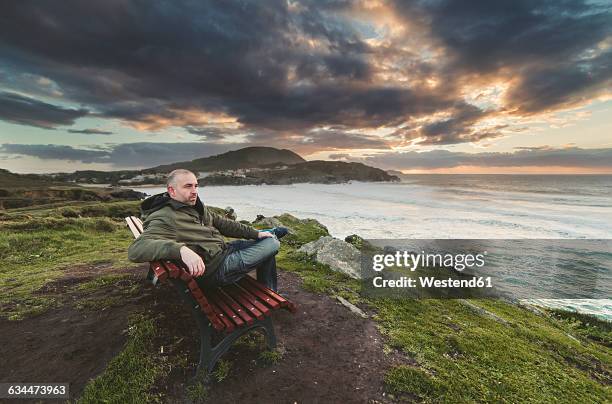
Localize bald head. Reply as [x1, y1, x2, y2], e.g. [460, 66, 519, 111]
[167, 169, 196, 187]
[166, 169, 199, 205]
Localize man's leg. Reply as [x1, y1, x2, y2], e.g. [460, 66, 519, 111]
[213, 237, 280, 290]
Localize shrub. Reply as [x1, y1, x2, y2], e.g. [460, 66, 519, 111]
[61, 207, 81, 218]
[94, 218, 119, 232]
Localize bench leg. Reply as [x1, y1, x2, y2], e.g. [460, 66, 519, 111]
[261, 316, 277, 350]
[169, 279, 278, 379]
[169, 279, 213, 379]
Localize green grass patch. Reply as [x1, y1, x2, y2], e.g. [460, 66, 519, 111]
[79, 313, 167, 403]
[258, 349, 283, 366]
[277, 248, 360, 302]
[212, 359, 232, 382]
[272, 218, 612, 403]
[0, 204, 140, 320]
[75, 273, 132, 292]
[375, 298, 611, 403]
[274, 213, 330, 248]
[548, 308, 612, 347]
[185, 381, 209, 403]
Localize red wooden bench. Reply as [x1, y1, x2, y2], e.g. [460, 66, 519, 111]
[125, 216, 296, 377]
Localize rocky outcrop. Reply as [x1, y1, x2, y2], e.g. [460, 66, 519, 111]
[298, 236, 362, 279]
[253, 215, 285, 228]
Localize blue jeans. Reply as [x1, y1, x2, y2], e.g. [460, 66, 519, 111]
[209, 237, 280, 291]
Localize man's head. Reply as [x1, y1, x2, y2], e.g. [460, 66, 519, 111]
[167, 169, 198, 205]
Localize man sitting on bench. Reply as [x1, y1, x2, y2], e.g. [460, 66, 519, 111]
[128, 169, 285, 291]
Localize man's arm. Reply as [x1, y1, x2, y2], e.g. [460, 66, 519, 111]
[211, 212, 260, 239]
[127, 215, 184, 263]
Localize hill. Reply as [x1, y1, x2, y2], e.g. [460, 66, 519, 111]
[0, 169, 145, 210]
[0, 168, 62, 188]
[17, 147, 398, 186]
[201, 160, 399, 185]
[148, 146, 305, 173]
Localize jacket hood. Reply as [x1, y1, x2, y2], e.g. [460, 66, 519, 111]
[140, 192, 204, 218]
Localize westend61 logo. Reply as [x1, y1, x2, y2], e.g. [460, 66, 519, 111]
[372, 250, 487, 272]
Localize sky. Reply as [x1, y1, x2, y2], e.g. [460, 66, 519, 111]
[0, 0, 611, 174]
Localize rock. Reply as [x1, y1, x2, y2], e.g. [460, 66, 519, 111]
[336, 296, 367, 318]
[344, 234, 365, 249]
[298, 236, 362, 279]
[276, 213, 329, 234]
[253, 216, 284, 228]
[224, 206, 237, 220]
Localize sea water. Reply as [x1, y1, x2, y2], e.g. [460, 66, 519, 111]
[140, 174, 612, 319]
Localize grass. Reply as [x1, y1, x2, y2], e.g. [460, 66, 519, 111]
[548, 308, 612, 347]
[375, 298, 611, 402]
[272, 214, 612, 403]
[78, 313, 167, 404]
[185, 381, 209, 403]
[2, 203, 610, 402]
[0, 203, 140, 320]
[212, 359, 232, 382]
[258, 349, 283, 366]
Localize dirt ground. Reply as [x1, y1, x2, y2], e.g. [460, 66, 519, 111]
[0, 266, 404, 403]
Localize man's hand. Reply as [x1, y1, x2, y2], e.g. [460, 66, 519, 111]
[257, 231, 274, 239]
[180, 246, 206, 277]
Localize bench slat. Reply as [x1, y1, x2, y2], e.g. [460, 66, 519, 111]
[241, 276, 297, 313]
[215, 288, 255, 325]
[228, 283, 271, 317]
[237, 278, 281, 310]
[208, 289, 245, 328]
[131, 216, 144, 233]
[126, 216, 142, 238]
[209, 301, 235, 332]
[224, 284, 265, 320]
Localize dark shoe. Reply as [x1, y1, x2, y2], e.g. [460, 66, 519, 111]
[262, 227, 289, 240]
[272, 226, 289, 239]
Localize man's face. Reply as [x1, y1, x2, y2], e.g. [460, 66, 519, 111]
[168, 172, 199, 205]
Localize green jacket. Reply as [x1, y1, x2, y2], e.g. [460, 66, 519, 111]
[127, 192, 259, 277]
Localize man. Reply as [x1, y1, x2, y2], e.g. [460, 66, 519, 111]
[128, 169, 282, 291]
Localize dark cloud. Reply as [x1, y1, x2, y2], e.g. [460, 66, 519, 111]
[505, 49, 612, 113]
[392, 0, 612, 113]
[363, 147, 612, 170]
[106, 142, 238, 167]
[406, 103, 504, 145]
[67, 128, 113, 135]
[329, 153, 350, 160]
[0, 142, 241, 168]
[0, 144, 107, 163]
[0, 0, 450, 140]
[0, 91, 88, 129]
[184, 126, 228, 141]
[0, 0, 609, 148]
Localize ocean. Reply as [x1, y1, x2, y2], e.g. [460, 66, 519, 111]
[140, 174, 612, 319]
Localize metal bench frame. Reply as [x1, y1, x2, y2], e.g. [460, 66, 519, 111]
[168, 277, 277, 376]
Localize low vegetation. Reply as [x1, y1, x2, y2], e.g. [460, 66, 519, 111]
[1, 200, 609, 402]
[78, 313, 167, 403]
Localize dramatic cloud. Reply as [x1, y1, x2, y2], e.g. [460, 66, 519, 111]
[67, 128, 113, 135]
[363, 147, 612, 170]
[0, 91, 88, 129]
[0, 0, 610, 151]
[391, 0, 612, 113]
[0, 142, 241, 168]
[0, 144, 107, 163]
